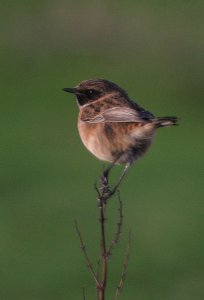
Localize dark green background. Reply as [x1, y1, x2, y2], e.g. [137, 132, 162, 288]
[1, 1, 204, 299]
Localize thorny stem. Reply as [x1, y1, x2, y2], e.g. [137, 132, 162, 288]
[76, 164, 131, 300]
[98, 201, 107, 300]
[113, 231, 132, 300]
[107, 192, 123, 257]
[74, 219, 100, 287]
[97, 165, 128, 300]
[96, 259, 101, 300]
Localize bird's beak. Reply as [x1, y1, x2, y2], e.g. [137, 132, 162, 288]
[62, 87, 77, 94]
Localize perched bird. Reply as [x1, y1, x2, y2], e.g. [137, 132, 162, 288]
[63, 79, 178, 187]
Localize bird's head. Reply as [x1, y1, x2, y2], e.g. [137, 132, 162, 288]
[63, 79, 128, 107]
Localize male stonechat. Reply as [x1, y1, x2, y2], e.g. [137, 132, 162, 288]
[63, 79, 178, 191]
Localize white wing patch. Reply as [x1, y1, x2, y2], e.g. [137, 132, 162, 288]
[83, 107, 148, 123]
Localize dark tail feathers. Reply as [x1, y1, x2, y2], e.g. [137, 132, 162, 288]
[153, 116, 178, 127]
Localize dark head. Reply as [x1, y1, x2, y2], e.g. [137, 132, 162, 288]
[63, 79, 128, 107]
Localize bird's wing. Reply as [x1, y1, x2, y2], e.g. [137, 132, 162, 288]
[83, 107, 152, 123]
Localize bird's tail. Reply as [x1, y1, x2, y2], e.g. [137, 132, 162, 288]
[153, 116, 178, 127]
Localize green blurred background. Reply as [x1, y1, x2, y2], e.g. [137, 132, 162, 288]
[1, 1, 204, 299]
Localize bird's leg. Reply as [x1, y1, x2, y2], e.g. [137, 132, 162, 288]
[100, 161, 115, 188]
[99, 162, 131, 204]
[99, 156, 122, 203]
[111, 162, 131, 195]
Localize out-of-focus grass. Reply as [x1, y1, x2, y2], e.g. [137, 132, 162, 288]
[0, 1, 204, 299]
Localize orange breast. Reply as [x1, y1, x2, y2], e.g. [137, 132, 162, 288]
[77, 119, 155, 164]
[78, 120, 115, 162]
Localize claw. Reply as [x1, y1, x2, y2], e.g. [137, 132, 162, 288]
[97, 161, 131, 204]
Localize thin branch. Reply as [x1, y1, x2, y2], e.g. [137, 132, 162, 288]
[74, 219, 101, 287]
[113, 231, 131, 300]
[97, 164, 128, 300]
[76, 163, 130, 300]
[96, 259, 101, 300]
[107, 191, 123, 257]
[96, 258, 101, 281]
[98, 202, 108, 300]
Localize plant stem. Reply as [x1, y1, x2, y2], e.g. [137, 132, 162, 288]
[99, 203, 107, 300]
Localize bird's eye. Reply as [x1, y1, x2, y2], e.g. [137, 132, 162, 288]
[86, 89, 96, 99]
[88, 89, 94, 95]
[85, 89, 100, 100]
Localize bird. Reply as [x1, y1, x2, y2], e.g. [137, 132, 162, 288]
[63, 79, 178, 194]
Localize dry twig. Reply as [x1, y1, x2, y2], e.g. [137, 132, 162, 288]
[107, 192, 123, 257]
[113, 231, 131, 300]
[75, 165, 131, 300]
[74, 219, 100, 287]
[98, 198, 108, 300]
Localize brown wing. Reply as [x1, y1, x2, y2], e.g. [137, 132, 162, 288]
[82, 107, 152, 123]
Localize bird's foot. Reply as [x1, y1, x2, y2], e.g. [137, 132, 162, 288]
[98, 170, 118, 204]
